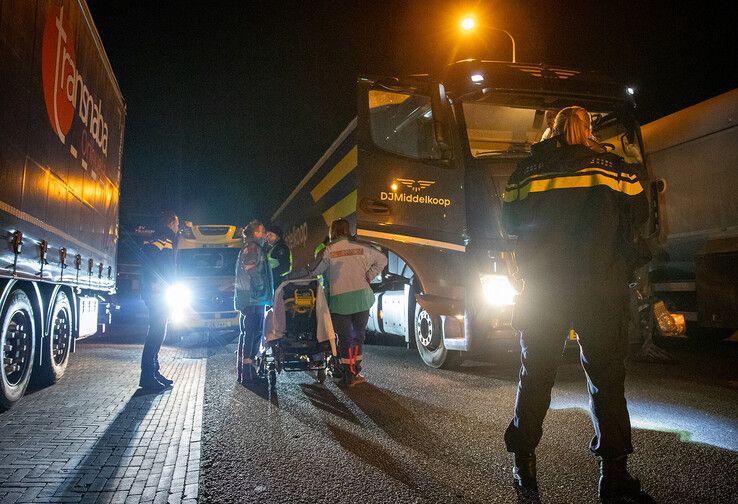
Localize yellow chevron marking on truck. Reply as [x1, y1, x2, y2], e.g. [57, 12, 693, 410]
[310, 146, 358, 202]
[322, 190, 357, 225]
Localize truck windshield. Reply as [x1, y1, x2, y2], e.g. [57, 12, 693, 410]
[177, 248, 240, 278]
[368, 89, 441, 159]
[461, 93, 643, 164]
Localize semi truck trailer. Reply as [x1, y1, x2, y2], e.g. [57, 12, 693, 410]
[0, 0, 125, 408]
[273, 60, 647, 368]
[641, 88, 738, 339]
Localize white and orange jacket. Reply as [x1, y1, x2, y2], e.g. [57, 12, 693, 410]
[310, 238, 387, 315]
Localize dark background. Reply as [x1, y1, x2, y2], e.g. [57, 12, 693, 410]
[87, 0, 737, 227]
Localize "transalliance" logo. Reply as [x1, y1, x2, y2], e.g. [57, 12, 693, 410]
[41, 5, 109, 156]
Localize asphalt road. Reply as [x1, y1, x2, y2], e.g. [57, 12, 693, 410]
[0, 324, 736, 504]
[199, 336, 738, 504]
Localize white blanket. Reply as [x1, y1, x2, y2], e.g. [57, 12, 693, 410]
[264, 278, 336, 356]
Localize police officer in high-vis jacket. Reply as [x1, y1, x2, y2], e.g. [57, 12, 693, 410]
[139, 210, 179, 391]
[501, 107, 648, 501]
[265, 225, 292, 289]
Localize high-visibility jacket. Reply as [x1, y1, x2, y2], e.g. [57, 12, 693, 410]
[502, 137, 648, 289]
[266, 239, 292, 287]
[310, 238, 387, 315]
[140, 233, 176, 301]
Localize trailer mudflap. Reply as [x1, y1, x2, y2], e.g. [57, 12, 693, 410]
[696, 237, 738, 329]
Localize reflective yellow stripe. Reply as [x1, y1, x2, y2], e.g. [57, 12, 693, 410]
[146, 239, 173, 251]
[322, 190, 357, 225]
[505, 172, 643, 202]
[356, 228, 466, 252]
[310, 146, 358, 202]
[575, 167, 638, 181]
[508, 166, 638, 191]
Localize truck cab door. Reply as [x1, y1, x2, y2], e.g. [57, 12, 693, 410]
[355, 78, 467, 250]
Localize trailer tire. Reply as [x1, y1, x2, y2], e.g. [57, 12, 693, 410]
[0, 290, 36, 411]
[39, 291, 73, 384]
[414, 305, 461, 369]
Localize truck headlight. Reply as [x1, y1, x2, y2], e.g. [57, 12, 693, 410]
[480, 274, 518, 306]
[165, 283, 192, 308]
[165, 283, 192, 325]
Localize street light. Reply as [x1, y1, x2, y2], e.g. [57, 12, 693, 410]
[458, 15, 517, 63]
[461, 17, 476, 31]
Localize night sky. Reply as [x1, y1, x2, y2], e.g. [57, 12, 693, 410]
[87, 0, 737, 228]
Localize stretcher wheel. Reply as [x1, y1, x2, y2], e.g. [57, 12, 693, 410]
[316, 368, 326, 384]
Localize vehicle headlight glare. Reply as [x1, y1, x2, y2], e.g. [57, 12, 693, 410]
[480, 274, 518, 306]
[169, 308, 186, 324]
[165, 283, 192, 308]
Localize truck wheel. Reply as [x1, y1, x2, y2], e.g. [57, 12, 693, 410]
[40, 291, 72, 384]
[414, 306, 460, 369]
[1, 290, 36, 410]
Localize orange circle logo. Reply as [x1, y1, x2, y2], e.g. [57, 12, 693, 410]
[41, 5, 76, 143]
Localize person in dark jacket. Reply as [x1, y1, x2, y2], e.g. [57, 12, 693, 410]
[235, 220, 273, 384]
[139, 210, 179, 391]
[265, 225, 292, 288]
[501, 106, 649, 501]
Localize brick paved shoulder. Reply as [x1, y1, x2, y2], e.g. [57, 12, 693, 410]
[0, 338, 205, 504]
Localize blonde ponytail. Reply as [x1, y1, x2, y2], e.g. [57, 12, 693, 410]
[552, 106, 592, 147]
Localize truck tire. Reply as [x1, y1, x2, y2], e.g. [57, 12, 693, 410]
[39, 291, 73, 384]
[1, 289, 36, 411]
[414, 305, 461, 369]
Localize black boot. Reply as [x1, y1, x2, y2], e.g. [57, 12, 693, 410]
[139, 374, 168, 391]
[512, 452, 538, 493]
[336, 366, 353, 387]
[155, 371, 174, 386]
[598, 456, 641, 502]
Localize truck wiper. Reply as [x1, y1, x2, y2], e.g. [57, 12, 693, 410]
[473, 141, 532, 157]
[474, 149, 531, 158]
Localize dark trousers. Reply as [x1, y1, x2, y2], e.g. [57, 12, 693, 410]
[331, 310, 370, 374]
[141, 300, 168, 377]
[504, 287, 633, 460]
[237, 305, 264, 379]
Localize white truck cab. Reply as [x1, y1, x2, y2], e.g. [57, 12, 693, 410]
[167, 224, 242, 338]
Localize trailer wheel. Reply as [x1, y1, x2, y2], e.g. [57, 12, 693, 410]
[40, 291, 72, 384]
[1, 290, 36, 410]
[414, 306, 460, 369]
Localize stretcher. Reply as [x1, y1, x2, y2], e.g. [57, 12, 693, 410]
[261, 278, 337, 383]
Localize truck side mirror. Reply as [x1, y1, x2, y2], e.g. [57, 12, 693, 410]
[431, 83, 453, 160]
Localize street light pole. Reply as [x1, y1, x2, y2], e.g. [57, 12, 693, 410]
[459, 17, 517, 63]
[492, 28, 516, 63]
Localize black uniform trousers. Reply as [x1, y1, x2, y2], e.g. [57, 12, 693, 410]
[141, 299, 168, 377]
[331, 310, 370, 374]
[504, 282, 634, 460]
[237, 305, 265, 380]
